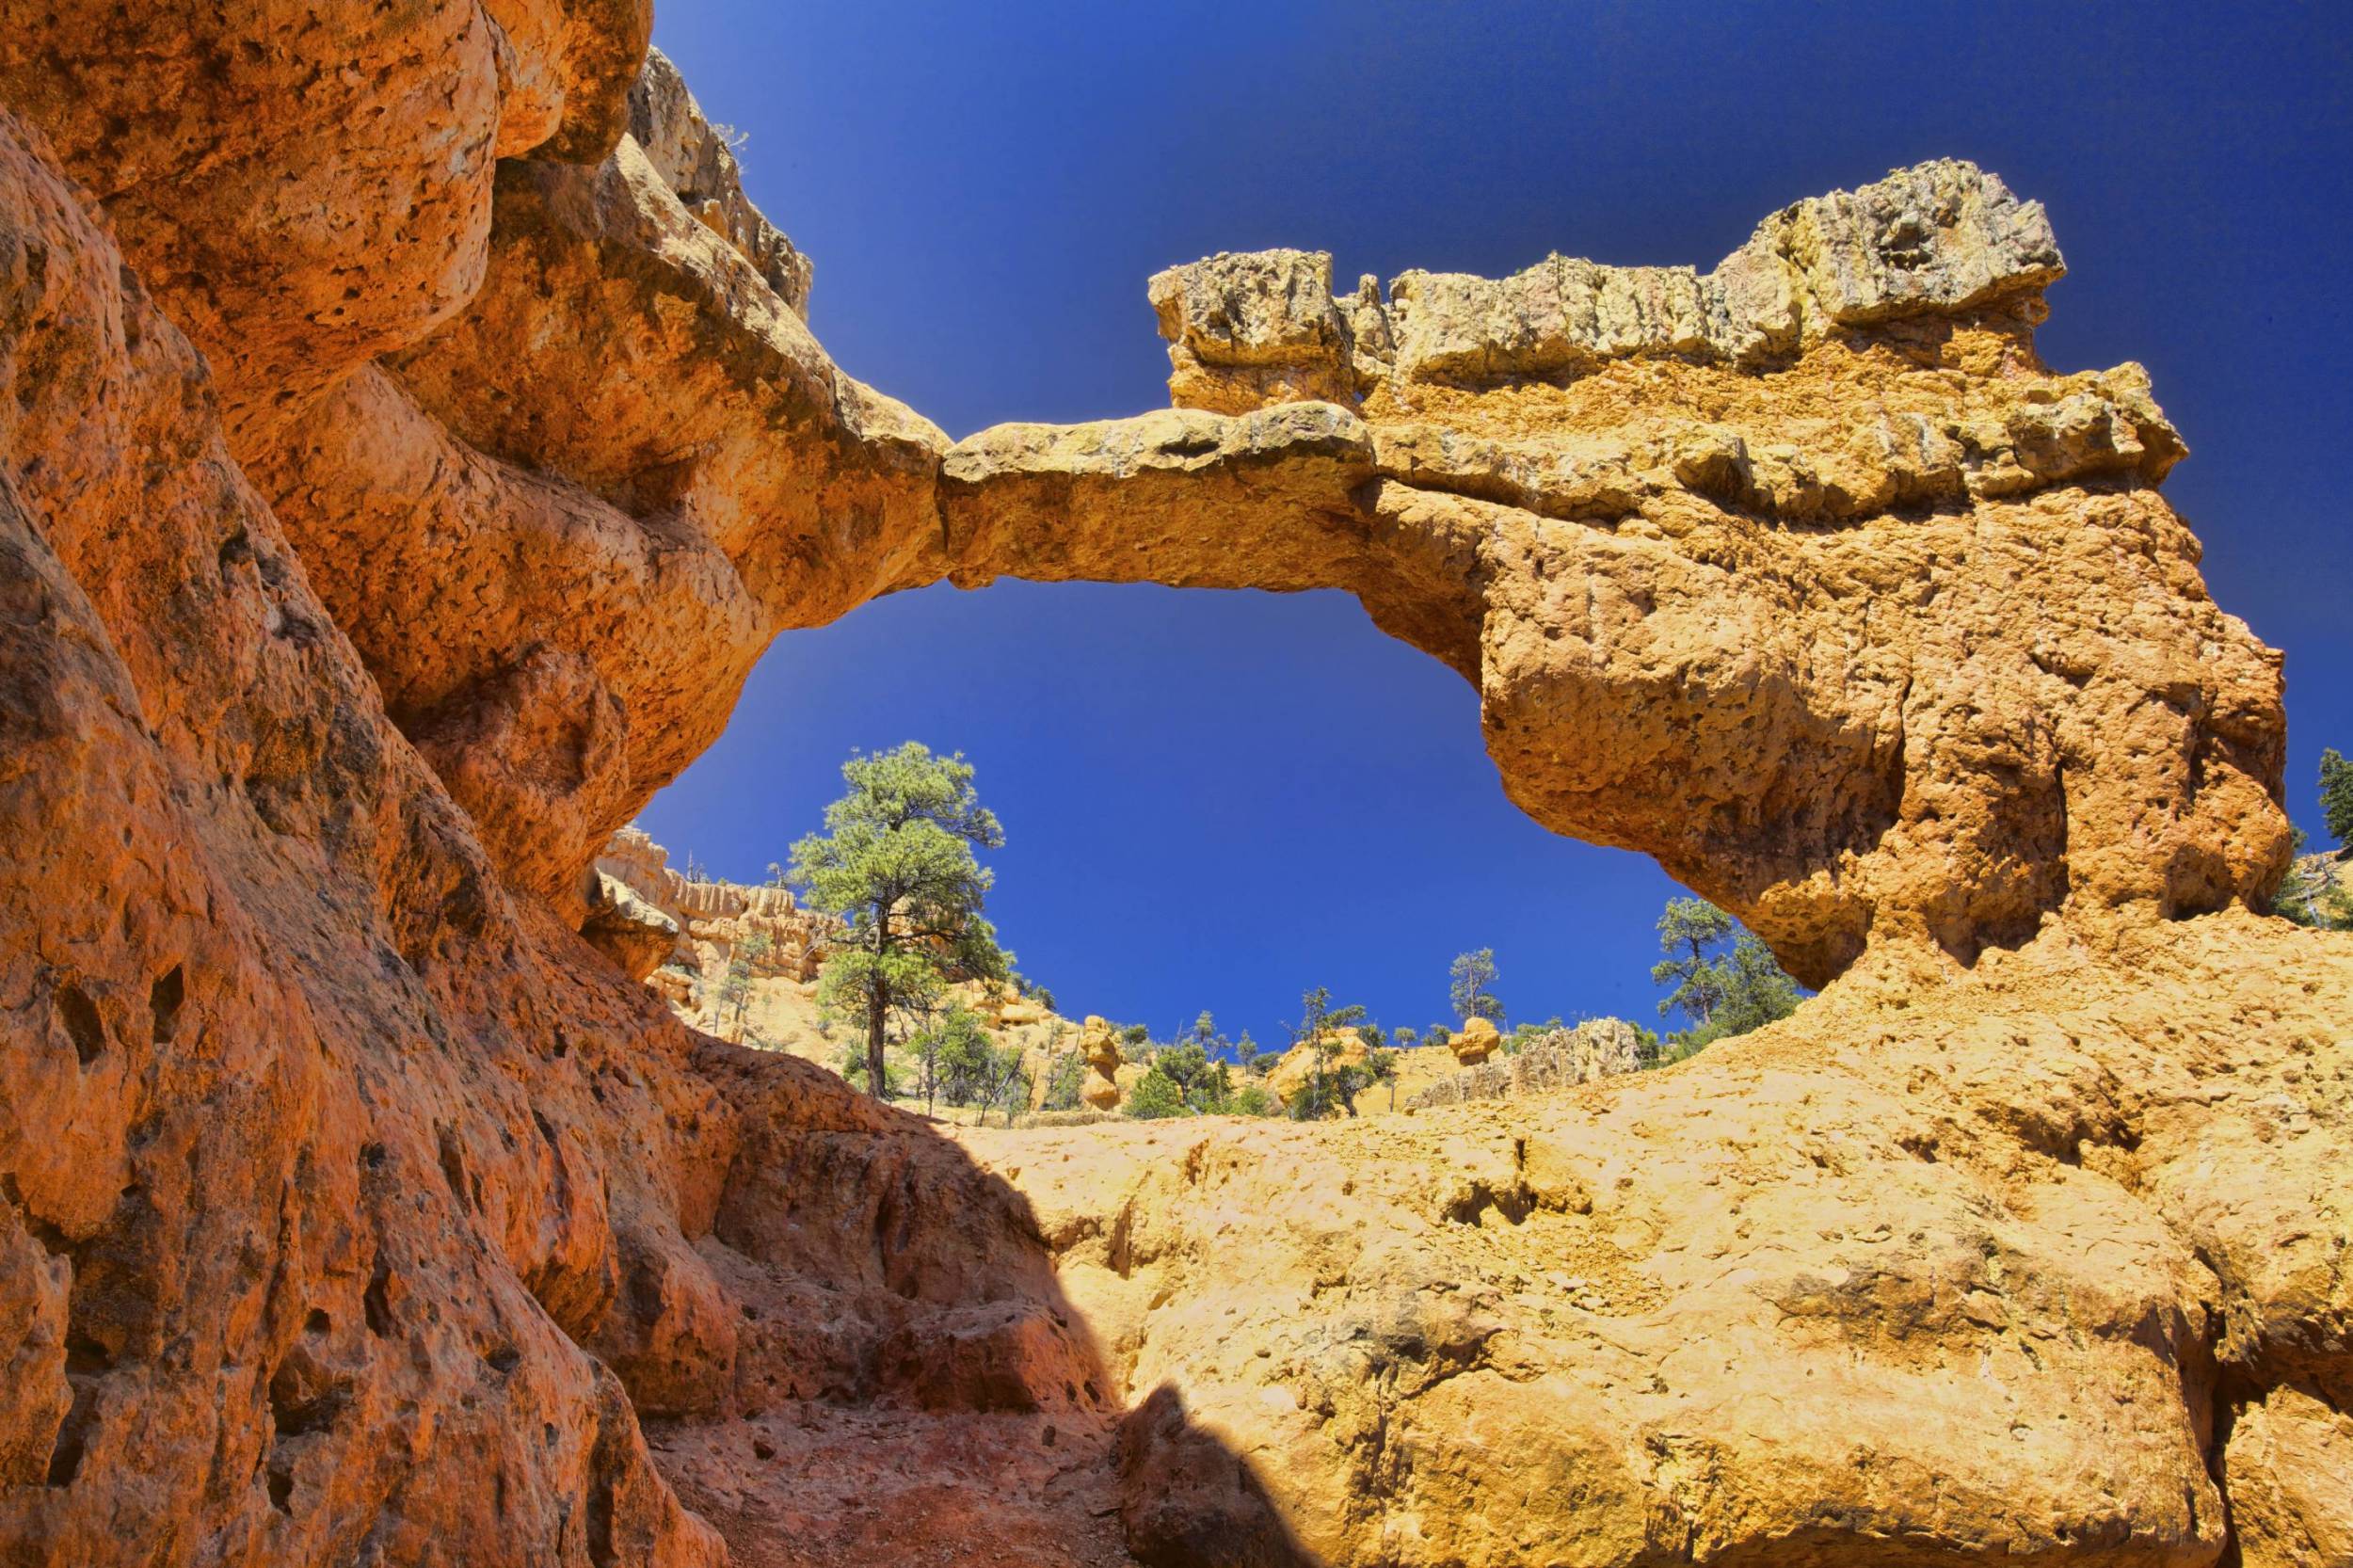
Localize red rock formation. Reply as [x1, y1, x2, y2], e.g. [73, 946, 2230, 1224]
[0, 7, 2343, 1568]
[0, 18, 1086, 1568]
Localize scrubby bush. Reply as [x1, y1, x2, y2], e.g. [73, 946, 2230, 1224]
[1154, 1041, 1232, 1114]
[1225, 1083, 1280, 1117]
[1286, 1063, 1375, 1120]
[1506, 1016, 1564, 1055]
[1124, 1065, 1187, 1120]
[920, 1003, 995, 1113]
[974, 1043, 1032, 1127]
[837, 1043, 906, 1098]
[1039, 1048, 1087, 1112]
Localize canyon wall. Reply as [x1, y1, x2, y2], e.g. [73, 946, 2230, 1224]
[0, 5, 2343, 1567]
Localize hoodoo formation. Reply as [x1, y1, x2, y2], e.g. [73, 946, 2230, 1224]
[0, 7, 2345, 1568]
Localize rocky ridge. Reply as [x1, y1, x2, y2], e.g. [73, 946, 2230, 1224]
[589, 826, 836, 994]
[588, 828, 1110, 1111]
[1405, 1018, 1646, 1110]
[0, 8, 2342, 1568]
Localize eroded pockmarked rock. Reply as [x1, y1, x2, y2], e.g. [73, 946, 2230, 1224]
[0, 20, 1096, 1568]
[59, 0, 2265, 999]
[941, 158, 2287, 987]
[0, 13, 2345, 1568]
[957, 915, 2353, 1568]
[236, 52, 944, 916]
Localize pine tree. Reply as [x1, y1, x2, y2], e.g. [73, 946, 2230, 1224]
[790, 743, 1009, 1101]
[1448, 949, 1504, 1026]
[1650, 899, 1735, 1028]
[2320, 748, 2353, 855]
[1649, 898, 1804, 1055]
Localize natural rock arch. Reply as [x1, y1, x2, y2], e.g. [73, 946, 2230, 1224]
[0, 13, 2341, 1568]
[243, 70, 2284, 987]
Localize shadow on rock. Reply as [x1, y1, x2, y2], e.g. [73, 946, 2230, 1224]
[634, 1029, 1322, 1568]
[1116, 1384, 1316, 1568]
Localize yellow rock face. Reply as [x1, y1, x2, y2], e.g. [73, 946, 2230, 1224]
[956, 915, 2353, 1568]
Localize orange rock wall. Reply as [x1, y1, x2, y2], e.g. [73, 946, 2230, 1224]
[0, 7, 2343, 1568]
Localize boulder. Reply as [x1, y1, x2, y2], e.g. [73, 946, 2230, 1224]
[1078, 1016, 1125, 1111]
[1451, 1016, 1502, 1064]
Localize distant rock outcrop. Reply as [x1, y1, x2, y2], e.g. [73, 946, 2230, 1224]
[1409, 1018, 1646, 1109]
[592, 825, 836, 995]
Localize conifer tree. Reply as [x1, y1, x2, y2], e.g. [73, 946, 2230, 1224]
[2320, 747, 2353, 854]
[790, 744, 1009, 1101]
[1448, 949, 1504, 1026]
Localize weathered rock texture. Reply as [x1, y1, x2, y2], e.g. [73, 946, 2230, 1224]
[0, 15, 1079, 1568]
[1407, 1018, 1645, 1109]
[0, 8, 2343, 1568]
[957, 916, 2353, 1568]
[627, 49, 812, 315]
[950, 159, 2286, 988]
[592, 825, 837, 990]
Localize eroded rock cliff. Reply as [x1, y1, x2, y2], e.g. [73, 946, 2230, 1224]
[0, 6, 2343, 1568]
[957, 918, 2353, 1567]
[948, 162, 2284, 988]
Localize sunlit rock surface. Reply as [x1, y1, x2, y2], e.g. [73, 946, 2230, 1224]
[0, 8, 2343, 1567]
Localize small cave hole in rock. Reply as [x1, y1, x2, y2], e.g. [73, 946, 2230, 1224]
[45, 1384, 98, 1487]
[55, 982, 104, 1066]
[148, 964, 184, 1046]
[267, 1361, 345, 1440]
[363, 1259, 394, 1336]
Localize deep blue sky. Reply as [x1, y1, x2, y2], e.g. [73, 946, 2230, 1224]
[641, 1, 2351, 1042]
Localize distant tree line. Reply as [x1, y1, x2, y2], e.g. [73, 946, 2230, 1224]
[756, 741, 1830, 1123]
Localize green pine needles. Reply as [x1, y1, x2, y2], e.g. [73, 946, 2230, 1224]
[789, 743, 1011, 1101]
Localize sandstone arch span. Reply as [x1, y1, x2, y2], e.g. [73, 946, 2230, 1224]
[234, 59, 2286, 986]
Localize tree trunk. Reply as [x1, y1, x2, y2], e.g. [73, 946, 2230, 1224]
[867, 899, 890, 1100]
[1687, 936, 1714, 1026]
